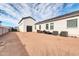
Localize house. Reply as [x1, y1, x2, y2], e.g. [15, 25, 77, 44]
[18, 16, 36, 32]
[18, 10, 79, 37]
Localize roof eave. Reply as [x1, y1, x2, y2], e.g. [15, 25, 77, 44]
[18, 16, 36, 24]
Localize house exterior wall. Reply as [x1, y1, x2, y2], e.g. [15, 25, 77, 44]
[23, 18, 36, 32]
[54, 16, 79, 37]
[19, 20, 25, 32]
[35, 16, 79, 37]
[19, 18, 36, 32]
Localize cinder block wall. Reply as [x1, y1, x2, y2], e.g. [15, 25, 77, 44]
[0, 26, 9, 36]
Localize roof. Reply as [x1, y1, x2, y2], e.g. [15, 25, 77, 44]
[18, 16, 36, 24]
[35, 10, 79, 25]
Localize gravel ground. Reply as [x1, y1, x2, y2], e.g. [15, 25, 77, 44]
[0, 32, 79, 56]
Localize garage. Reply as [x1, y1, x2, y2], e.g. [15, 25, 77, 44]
[27, 26, 32, 32]
[18, 16, 36, 32]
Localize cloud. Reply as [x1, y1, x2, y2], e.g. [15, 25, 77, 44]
[0, 4, 17, 19]
[0, 3, 31, 27]
[0, 15, 18, 25]
[65, 3, 74, 8]
[27, 3, 64, 21]
[19, 4, 31, 17]
[0, 3, 78, 27]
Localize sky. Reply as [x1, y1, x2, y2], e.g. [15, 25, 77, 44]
[0, 3, 79, 27]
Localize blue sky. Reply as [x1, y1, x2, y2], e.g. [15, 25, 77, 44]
[0, 3, 79, 27]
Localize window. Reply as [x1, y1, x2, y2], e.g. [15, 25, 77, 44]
[39, 25, 41, 30]
[46, 24, 49, 30]
[67, 19, 77, 28]
[50, 23, 54, 30]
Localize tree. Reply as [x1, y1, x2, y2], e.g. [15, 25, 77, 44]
[0, 21, 2, 26]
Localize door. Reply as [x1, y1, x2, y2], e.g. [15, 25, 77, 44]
[27, 26, 32, 32]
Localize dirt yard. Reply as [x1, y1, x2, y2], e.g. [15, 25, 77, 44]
[0, 32, 79, 56]
[0, 32, 28, 56]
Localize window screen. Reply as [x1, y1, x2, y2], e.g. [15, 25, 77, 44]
[39, 25, 41, 30]
[67, 19, 77, 28]
[46, 24, 49, 30]
[50, 23, 54, 30]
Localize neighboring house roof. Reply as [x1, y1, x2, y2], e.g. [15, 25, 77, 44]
[18, 16, 36, 24]
[35, 10, 79, 25]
